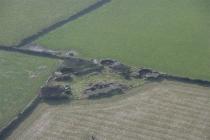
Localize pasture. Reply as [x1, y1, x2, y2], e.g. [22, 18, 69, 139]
[0, 0, 96, 46]
[0, 51, 58, 128]
[37, 0, 210, 80]
[7, 80, 210, 140]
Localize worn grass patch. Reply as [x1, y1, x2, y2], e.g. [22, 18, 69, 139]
[7, 80, 210, 140]
[0, 0, 96, 46]
[0, 51, 58, 128]
[37, 0, 210, 80]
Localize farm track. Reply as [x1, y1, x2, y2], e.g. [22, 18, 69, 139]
[0, 0, 111, 48]
[7, 81, 210, 140]
[0, 45, 64, 59]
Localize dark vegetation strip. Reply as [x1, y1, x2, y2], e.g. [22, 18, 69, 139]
[0, 97, 41, 140]
[160, 74, 210, 87]
[0, 0, 111, 48]
[138, 69, 210, 87]
[16, 0, 111, 47]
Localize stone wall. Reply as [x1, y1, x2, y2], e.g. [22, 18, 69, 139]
[0, 96, 41, 139]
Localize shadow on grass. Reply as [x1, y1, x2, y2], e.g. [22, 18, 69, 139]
[42, 98, 72, 106]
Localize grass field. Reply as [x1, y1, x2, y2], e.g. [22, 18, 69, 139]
[37, 0, 210, 81]
[0, 51, 58, 128]
[0, 0, 96, 46]
[7, 80, 210, 140]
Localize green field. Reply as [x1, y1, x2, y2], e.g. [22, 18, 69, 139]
[37, 0, 210, 81]
[0, 51, 57, 128]
[0, 0, 96, 46]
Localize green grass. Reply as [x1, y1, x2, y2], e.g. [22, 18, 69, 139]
[37, 0, 210, 81]
[0, 0, 96, 46]
[0, 51, 58, 128]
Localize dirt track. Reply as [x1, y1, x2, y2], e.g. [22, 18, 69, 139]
[7, 80, 210, 140]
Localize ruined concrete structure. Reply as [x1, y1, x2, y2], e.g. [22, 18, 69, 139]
[100, 59, 131, 79]
[53, 72, 73, 82]
[58, 58, 103, 75]
[40, 85, 71, 99]
[138, 68, 162, 80]
[84, 82, 128, 99]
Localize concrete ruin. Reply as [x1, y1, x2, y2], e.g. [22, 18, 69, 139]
[53, 72, 73, 82]
[58, 58, 103, 76]
[100, 59, 131, 79]
[138, 68, 162, 80]
[100, 59, 117, 66]
[40, 85, 71, 99]
[84, 82, 128, 99]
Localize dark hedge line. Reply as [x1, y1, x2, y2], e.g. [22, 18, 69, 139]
[0, 0, 111, 48]
[160, 74, 210, 87]
[137, 68, 210, 87]
[16, 0, 111, 48]
[0, 96, 41, 140]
